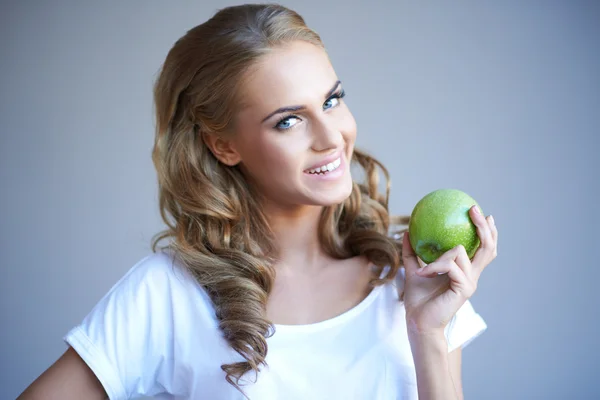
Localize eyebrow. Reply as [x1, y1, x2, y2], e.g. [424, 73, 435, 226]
[260, 80, 342, 123]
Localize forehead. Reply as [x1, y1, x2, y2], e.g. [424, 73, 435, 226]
[237, 41, 338, 116]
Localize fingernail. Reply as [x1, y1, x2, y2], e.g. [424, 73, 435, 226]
[473, 205, 480, 214]
[490, 215, 495, 225]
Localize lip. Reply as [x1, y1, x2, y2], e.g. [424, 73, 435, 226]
[304, 149, 344, 172]
[304, 153, 346, 181]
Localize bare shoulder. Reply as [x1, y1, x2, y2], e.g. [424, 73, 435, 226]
[18, 347, 107, 400]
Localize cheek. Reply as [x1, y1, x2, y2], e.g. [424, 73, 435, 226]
[340, 109, 358, 143]
[248, 139, 300, 177]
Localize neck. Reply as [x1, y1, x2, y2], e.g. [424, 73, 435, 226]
[264, 202, 332, 274]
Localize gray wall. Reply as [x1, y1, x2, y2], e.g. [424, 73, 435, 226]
[1, 1, 598, 399]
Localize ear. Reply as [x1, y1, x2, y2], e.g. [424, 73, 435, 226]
[201, 131, 242, 166]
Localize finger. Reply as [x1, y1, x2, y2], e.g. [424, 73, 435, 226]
[470, 205, 493, 248]
[469, 206, 495, 268]
[416, 259, 459, 278]
[436, 244, 475, 279]
[402, 232, 420, 274]
[416, 260, 474, 296]
[488, 215, 498, 252]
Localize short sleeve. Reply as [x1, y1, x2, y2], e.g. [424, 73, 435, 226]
[63, 252, 179, 399]
[444, 300, 487, 352]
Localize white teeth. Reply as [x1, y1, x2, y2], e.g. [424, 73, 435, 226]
[307, 157, 341, 174]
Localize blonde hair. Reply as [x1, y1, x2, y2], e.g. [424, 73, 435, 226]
[150, 3, 408, 395]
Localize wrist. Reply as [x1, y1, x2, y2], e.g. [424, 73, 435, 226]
[407, 329, 458, 400]
[407, 329, 448, 352]
[406, 323, 447, 342]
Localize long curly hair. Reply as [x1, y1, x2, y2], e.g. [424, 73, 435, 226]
[150, 3, 408, 395]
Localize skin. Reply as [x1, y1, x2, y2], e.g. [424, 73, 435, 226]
[19, 40, 499, 399]
[18, 347, 107, 399]
[204, 41, 376, 325]
[205, 41, 357, 271]
[403, 207, 498, 399]
[208, 41, 499, 399]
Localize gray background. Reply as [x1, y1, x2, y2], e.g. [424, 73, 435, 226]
[1, 1, 598, 399]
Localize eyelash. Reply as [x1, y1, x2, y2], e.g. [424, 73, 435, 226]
[274, 89, 347, 131]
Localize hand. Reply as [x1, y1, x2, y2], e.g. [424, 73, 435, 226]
[402, 205, 498, 337]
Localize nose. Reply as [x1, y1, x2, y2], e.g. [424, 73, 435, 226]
[311, 117, 344, 152]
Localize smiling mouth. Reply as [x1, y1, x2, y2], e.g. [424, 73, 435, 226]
[304, 157, 342, 175]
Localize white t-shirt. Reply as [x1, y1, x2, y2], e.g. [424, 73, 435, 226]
[64, 250, 487, 400]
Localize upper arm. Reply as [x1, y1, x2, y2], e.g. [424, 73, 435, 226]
[18, 347, 107, 400]
[448, 347, 464, 400]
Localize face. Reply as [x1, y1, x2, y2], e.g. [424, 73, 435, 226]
[229, 41, 357, 209]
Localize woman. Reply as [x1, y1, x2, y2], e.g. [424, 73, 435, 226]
[19, 4, 497, 399]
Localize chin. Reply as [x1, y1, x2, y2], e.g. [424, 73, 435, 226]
[306, 175, 354, 206]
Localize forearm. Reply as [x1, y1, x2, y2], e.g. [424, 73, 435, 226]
[408, 331, 460, 400]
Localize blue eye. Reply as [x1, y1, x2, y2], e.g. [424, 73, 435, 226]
[273, 89, 346, 131]
[324, 89, 346, 110]
[323, 98, 339, 110]
[275, 116, 300, 131]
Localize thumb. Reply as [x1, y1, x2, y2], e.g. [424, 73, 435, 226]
[402, 232, 421, 275]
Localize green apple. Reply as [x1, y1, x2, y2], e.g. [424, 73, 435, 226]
[408, 189, 482, 264]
